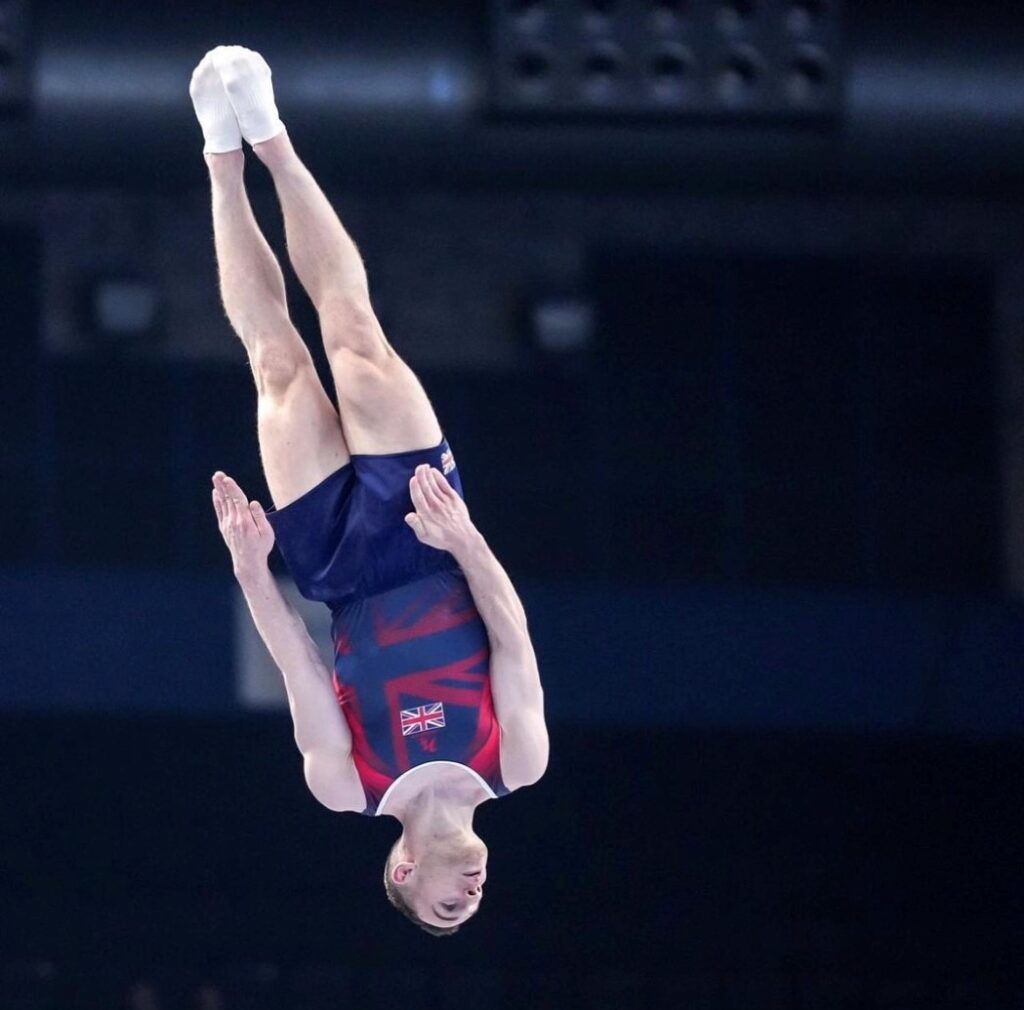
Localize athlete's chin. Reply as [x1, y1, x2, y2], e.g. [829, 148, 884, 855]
[442, 827, 483, 855]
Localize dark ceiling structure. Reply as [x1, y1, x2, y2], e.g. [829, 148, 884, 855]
[1, 0, 1022, 193]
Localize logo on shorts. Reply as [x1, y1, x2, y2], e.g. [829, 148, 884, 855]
[440, 449, 456, 475]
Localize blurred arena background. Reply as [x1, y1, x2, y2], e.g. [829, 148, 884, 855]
[1, 0, 1023, 1007]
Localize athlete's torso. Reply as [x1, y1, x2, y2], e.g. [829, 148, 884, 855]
[330, 568, 509, 815]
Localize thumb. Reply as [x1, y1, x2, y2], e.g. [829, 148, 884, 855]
[405, 512, 421, 533]
[250, 500, 271, 534]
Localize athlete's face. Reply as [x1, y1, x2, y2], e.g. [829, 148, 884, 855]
[396, 834, 488, 929]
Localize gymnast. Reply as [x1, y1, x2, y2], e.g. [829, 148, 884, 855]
[191, 46, 548, 935]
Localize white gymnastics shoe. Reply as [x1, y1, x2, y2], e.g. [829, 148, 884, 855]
[189, 50, 243, 154]
[212, 45, 285, 147]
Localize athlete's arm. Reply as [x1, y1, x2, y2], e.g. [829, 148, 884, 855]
[406, 465, 549, 790]
[450, 534, 549, 790]
[212, 472, 365, 813]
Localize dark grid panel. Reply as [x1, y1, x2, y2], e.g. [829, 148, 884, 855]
[490, 0, 843, 119]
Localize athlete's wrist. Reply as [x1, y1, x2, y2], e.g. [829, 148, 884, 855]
[450, 525, 487, 567]
[234, 559, 273, 590]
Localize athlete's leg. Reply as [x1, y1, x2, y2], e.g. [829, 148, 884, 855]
[206, 148, 349, 508]
[206, 44, 441, 455]
[252, 130, 442, 455]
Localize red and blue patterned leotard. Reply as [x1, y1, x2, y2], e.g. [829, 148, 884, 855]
[330, 568, 510, 815]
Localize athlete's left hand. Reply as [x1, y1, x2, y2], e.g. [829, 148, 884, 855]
[405, 465, 475, 554]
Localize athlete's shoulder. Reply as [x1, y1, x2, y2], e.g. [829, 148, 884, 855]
[497, 708, 549, 792]
[302, 747, 367, 813]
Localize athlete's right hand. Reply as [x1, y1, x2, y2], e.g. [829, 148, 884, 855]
[211, 471, 275, 579]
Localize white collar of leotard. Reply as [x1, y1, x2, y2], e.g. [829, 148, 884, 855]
[375, 760, 497, 817]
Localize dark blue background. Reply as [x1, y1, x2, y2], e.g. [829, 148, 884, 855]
[1, 1, 1022, 1006]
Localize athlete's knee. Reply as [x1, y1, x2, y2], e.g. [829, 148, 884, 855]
[251, 340, 308, 398]
[334, 347, 391, 405]
[320, 289, 387, 362]
[334, 350, 423, 426]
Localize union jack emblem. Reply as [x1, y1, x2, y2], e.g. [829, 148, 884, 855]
[440, 449, 456, 475]
[400, 702, 446, 736]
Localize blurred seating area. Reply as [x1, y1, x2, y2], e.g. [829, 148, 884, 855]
[2, 958, 1021, 1010]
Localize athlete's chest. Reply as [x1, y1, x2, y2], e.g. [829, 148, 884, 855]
[341, 653, 496, 771]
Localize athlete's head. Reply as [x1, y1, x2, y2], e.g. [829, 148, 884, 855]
[383, 830, 487, 935]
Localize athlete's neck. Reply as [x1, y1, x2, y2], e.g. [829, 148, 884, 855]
[386, 763, 487, 841]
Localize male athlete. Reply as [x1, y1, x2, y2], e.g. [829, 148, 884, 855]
[190, 46, 548, 935]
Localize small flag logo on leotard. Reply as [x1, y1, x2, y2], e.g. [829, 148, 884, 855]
[400, 702, 446, 736]
[441, 449, 456, 475]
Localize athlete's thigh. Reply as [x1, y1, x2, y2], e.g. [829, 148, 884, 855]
[318, 291, 442, 455]
[257, 357, 350, 509]
[328, 346, 443, 456]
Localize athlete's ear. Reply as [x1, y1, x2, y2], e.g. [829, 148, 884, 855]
[392, 861, 416, 885]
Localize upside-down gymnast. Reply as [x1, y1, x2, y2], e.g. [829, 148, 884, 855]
[191, 45, 549, 935]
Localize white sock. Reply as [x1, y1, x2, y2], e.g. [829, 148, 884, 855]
[212, 45, 285, 147]
[189, 50, 242, 154]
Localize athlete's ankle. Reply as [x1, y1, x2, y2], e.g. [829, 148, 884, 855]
[205, 148, 245, 180]
[251, 129, 296, 170]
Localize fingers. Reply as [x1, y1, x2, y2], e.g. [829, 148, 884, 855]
[409, 467, 432, 514]
[211, 472, 232, 527]
[212, 471, 248, 531]
[249, 500, 272, 538]
[225, 481, 240, 526]
[218, 471, 247, 504]
[414, 464, 446, 509]
[421, 468, 445, 509]
[427, 466, 456, 501]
